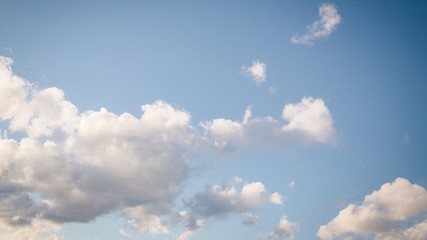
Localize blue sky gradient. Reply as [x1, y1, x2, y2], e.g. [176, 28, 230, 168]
[0, 1, 427, 240]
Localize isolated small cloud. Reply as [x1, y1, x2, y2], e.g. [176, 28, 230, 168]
[267, 216, 299, 240]
[288, 181, 295, 189]
[291, 3, 341, 45]
[269, 192, 283, 206]
[317, 178, 427, 240]
[243, 60, 266, 85]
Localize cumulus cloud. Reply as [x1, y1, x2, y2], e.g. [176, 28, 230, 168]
[243, 60, 266, 85]
[0, 56, 197, 236]
[318, 178, 427, 240]
[269, 192, 284, 206]
[266, 216, 299, 240]
[185, 180, 280, 218]
[174, 178, 283, 239]
[174, 179, 283, 239]
[202, 97, 334, 150]
[291, 3, 341, 45]
[0, 56, 334, 238]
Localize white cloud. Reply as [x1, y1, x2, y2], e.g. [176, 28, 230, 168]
[0, 56, 197, 236]
[267, 216, 299, 240]
[269, 192, 284, 206]
[184, 179, 281, 223]
[124, 207, 170, 234]
[202, 97, 334, 150]
[318, 178, 427, 240]
[243, 60, 266, 85]
[282, 97, 334, 144]
[0, 56, 335, 238]
[288, 181, 295, 189]
[291, 3, 341, 45]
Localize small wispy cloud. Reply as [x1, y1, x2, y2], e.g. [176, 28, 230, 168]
[2, 47, 12, 54]
[243, 60, 266, 85]
[291, 3, 341, 45]
[119, 229, 132, 239]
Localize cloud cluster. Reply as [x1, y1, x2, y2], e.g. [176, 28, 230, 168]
[243, 60, 267, 85]
[291, 3, 341, 45]
[0, 56, 335, 238]
[318, 178, 427, 240]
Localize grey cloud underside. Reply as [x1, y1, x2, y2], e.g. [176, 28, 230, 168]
[0, 56, 335, 238]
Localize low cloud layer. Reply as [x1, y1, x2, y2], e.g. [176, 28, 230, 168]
[0, 56, 335, 238]
[318, 178, 427, 240]
[291, 3, 341, 45]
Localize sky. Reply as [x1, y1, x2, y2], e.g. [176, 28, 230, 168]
[0, 1, 427, 239]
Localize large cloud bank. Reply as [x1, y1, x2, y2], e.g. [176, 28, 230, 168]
[0, 56, 335, 239]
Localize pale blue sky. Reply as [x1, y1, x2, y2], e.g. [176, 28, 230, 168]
[0, 1, 426, 240]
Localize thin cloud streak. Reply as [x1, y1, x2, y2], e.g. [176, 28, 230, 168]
[291, 3, 341, 45]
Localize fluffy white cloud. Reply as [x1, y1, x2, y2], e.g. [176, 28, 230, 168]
[243, 60, 266, 85]
[0, 56, 334, 238]
[282, 97, 334, 143]
[202, 97, 334, 150]
[291, 3, 341, 45]
[318, 178, 427, 240]
[0, 56, 197, 236]
[267, 216, 299, 240]
[269, 192, 284, 206]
